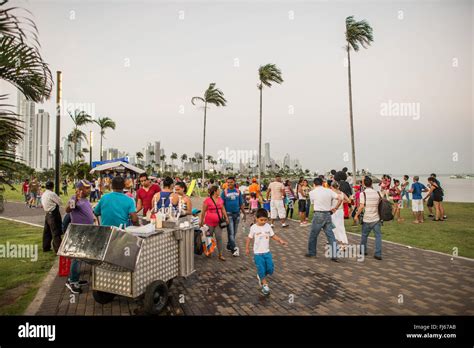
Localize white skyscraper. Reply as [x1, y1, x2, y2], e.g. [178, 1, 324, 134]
[33, 109, 50, 170]
[16, 90, 36, 167]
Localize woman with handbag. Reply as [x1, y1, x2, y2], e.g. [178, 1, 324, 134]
[200, 185, 230, 261]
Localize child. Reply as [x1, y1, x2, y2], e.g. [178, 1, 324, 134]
[246, 208, 288, 296]
[249, 192, 259, 214]
[351, 185, 363, 224]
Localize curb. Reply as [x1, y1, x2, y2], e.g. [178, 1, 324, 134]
[0, 216, 43, 228]
[24, 256, 59, 315]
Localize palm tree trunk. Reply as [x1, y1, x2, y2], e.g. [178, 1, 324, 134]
[202, 101, 207, 185]
[258, 85, 263, 185]
[347, 46, 357, 184]
[100, 131, 103, 161]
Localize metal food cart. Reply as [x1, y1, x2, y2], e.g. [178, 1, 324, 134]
[58, 218, 195, 315]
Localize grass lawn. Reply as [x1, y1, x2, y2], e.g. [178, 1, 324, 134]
[0, 220, 56, 315]
[3, 184, 75, 206]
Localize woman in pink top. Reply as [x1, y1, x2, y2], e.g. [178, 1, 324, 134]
[200, 185, 229, 261]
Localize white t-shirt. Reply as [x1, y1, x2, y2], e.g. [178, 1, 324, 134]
[309, 186, 338, 211]
[361, 188, 380, 223]
[268, 181, 285, 201]
[248, 223, 275, 254]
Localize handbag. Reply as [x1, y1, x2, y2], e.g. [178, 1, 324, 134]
[210, 196, 228, 229]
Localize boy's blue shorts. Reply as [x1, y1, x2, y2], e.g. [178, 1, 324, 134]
[254, 252, 274, 280]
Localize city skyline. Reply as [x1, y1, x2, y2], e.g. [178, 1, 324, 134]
[2, 0, 472, 175]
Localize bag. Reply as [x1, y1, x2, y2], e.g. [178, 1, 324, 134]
[200, 225, 216, 256]
[210, 196, 228, 229]
[194, 230, 203, 255]
[377, 192, 394, 221]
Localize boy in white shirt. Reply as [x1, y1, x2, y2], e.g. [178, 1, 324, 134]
[246, 208, 288, 295]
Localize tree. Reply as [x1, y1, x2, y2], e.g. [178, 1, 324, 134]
[0, 1, 52, 188]
[257, 64, 283, 184]
[160, 154, 166, 172]
[170, 152, 177, 174]
[345, 15, 373, 184]
[136, 152, 143, 160]
[94, 117, 116, 161]
[180, 153, 187, 173]
[191, 83, 227, 184]
[68, 109, 92, 162]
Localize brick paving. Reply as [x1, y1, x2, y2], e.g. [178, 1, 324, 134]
[2, 201, 474, 315]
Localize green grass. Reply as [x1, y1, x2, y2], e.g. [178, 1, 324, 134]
[286, 200, 474, 259]
[0, 220, 56, 315]
[3, 184, 71, 206]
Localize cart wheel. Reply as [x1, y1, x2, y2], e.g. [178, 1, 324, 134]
[166, 279, 173, 289]
[144, 280, 169, 315]
[93, 290, 115, 304]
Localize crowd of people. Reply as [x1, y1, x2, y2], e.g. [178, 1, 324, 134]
[32, 168, 447, 296]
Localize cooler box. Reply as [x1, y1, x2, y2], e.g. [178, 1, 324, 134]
[263, 200, 271, 211]
[58, 256, 71, 277]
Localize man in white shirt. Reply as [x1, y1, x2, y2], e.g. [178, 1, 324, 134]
[266, 175, 288, 228]
[41, 181, 63, 253]
[306, 177, 342, 261]
[354, 176, 382, 260]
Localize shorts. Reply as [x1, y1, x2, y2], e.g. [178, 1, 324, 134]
[432, 194, 443, 202]
[254, 252, 274, 280]
[270, 200, 286, 219]
[412, 199, 424, 212]
[298, 199, 307, 213]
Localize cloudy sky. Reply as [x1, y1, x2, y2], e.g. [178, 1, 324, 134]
[2, 0, 473, 174]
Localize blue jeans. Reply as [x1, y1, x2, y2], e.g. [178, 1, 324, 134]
[360, 221, 382, 257]
[226, 212, 240, 251]
[305, 199, 310, 217]
[254, 252, 274, 280]
[402, 190, 410, 207]
[68, 259, 80, 283]
[307, 211, 338, 258]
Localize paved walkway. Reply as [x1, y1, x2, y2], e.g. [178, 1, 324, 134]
[1, 201, 473, 315]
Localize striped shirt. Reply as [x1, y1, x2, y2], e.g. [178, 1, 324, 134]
[361, 188, 380, 223]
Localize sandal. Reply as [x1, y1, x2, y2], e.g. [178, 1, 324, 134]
[218, 254, 226, 261]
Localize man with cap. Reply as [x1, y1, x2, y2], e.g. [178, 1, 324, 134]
[248, 178, 261, 203]
[65, 179, 95, 294]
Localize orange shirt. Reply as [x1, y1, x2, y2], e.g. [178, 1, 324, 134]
[249, 183, 260, 197]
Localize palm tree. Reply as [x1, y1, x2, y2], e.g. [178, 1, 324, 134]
[180, 153, 187, 173]
[136, 152, 143, 161]
[94, 117, 116, 161]
[160, 154, 166, 172]
[170, 152, 178, 174]
[68, 109, 92, 161]
[191, 83, 227, 184]
[0, 1, 52, 187]
[345, 15, 374, 184]
[67, 128, 88, 162]
[257, 64, 283, 184]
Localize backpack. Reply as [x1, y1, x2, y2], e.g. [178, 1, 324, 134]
[377, 192, 394, 221]
[363, 191, 394, 222]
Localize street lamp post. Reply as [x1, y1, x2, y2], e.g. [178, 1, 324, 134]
[89, 131, 93, 168]
[54, 71, 62, 195]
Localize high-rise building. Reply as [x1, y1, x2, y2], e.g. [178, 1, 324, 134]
[102, 148, 119, 161]
[16, 90, 36, 167]
[33, 109, 50, 170]
[283, 153, 291, 169]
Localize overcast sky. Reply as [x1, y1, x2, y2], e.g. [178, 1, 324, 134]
[2, 0, 473, 174]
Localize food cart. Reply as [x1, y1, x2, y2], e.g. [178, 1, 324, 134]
[58, 217, 195, 315]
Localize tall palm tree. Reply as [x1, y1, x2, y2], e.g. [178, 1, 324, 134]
[191, 83, 227, 184]
[160, 154, 166, 172]
[345, 15, 373, 184]
[94, 117, 116, 161]
[257, 64, 283, 184]
[170, 152, 177, 174]
[136, 152, 143, 161]
[180, 153, 187, 173]
[0, 1, 52, 187]
[67, 128, 88, 162]
[68, 109, 92, 162]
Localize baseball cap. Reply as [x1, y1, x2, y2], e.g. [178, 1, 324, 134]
[76, 179, 91, 189]
[191, 208, 201, 215]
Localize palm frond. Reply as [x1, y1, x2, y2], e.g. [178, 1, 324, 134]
[345, 15, 374, 52]
[258, 64, 284, 88]
[191, 96, 205, 105]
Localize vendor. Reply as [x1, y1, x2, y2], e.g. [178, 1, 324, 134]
[136, 173, 161, 216]
[94, 176, 139, 228]
[171, 181, 192, 215]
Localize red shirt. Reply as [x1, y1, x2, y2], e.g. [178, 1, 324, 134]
[22, 182, 29, 193]
[203, 197, 224, 227]
[136, 184, 161, 215]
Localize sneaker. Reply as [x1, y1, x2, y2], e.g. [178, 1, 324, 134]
[232, 247, 240, 257]
[226, 246, 233, 253]
[305, 253, 316, 258]
[262, 284, 270, 295]
[65, 281, 82, 294]
[374, 255, 382, 260]
[270, 224, 274, 228]
[78, 280, 89, 287]
[281, 223, 289, 228]
[256, 274, 262, 287]
[428, 214, 434, 218]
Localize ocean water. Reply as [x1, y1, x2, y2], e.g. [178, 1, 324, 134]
[374, 175, 474, 203]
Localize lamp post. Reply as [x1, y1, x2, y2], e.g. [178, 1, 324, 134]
[89, 131, 93, 168]
[54, 71, 62, 195]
